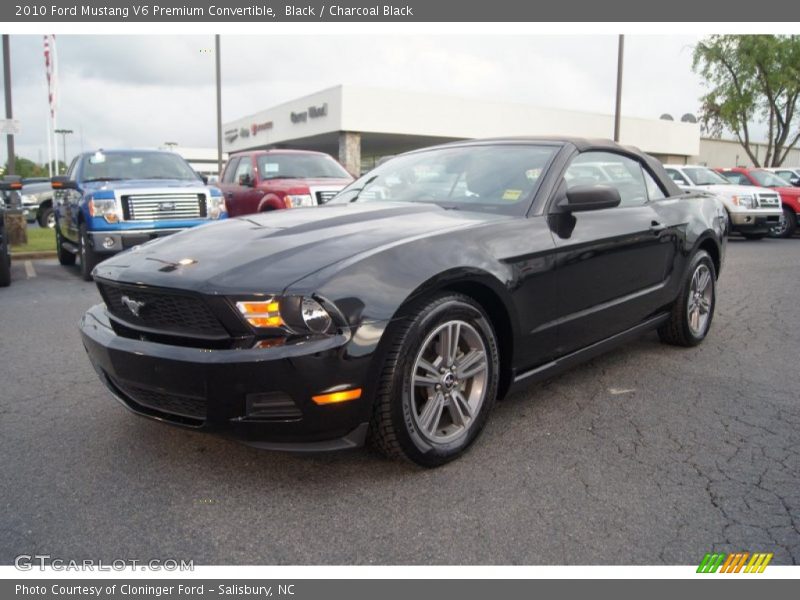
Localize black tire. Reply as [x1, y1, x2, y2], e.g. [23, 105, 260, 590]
[0, 231, 10, 287]
[38, 206, 55, 229]
[741, 232, 766, 240]
[769, 207, 797, 239]
[79, 223, 99, 281]
[55, 226, 76, 266]
[658, 250, 716, 347]
[369, 293, 500, 467]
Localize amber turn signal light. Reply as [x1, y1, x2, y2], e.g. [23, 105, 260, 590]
[236, 299, 284, 329]
[312, 388, 362, 405]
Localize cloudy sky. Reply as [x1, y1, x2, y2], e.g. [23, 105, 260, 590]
[4, 34, 706, 164]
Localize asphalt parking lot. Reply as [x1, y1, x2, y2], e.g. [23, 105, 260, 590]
[1, 238, 798, 566]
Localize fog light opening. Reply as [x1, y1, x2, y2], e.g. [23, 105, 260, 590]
[102, 236, 115, 249]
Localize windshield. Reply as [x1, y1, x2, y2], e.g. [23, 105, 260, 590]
[752, 170, 793, 187]
[80, 151, 199, 182]
[683, 167, 730, 186]
[257, 154, 351, 179]
[329, 144, 558, 215]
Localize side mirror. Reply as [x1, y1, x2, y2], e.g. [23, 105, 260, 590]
[199, 174, 209, 185]
[51, 176, 79, 190]
[0, 175, 22, 191]
[790, 177, 800, 187]
[238, 173, 253, 187]
[560, 185, 621, 212]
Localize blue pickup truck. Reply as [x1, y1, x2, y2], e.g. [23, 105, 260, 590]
[52, 149, 227, 280]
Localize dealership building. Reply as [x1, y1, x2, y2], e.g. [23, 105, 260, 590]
[222, 85, 703, 175]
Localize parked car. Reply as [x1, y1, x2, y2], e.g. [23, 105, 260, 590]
[80, 138, 727, 466]
[19, 179, 56, 228]
[664, 164, 782, 239]
[218, 149, 353, 216]
[52, 149, 227, 281]
[763, 167, 800, 187]
[717, 167, 800, 238]
[0, 177, 21, 287]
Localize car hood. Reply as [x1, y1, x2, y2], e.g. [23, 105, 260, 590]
[81, 179, 210, 193]
[683, 183, 772, 197]
[93, 202, 504, 294]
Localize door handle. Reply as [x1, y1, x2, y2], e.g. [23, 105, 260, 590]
[650, 221, 668, 234]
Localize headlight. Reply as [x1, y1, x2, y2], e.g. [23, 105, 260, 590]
[207, 192, 226, 219]
[20, 194, 35, 205]
[234, 295, 337, 335]
[730, 194, 756, 209]
[285, 194, 315, 208]
[88, 198, 119, 223]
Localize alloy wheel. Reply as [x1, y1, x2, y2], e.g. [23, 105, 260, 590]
[687, 264, 713, 336]
[410, 319, 489, 445]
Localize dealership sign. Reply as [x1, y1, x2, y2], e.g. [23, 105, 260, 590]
[291, 103, 328, 124]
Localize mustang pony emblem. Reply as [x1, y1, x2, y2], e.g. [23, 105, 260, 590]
[120, 295, 146, 317]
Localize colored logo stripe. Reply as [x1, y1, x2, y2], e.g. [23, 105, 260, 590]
[697, 552, 773, 573]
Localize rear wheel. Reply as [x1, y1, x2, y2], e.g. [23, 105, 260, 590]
[56, 227, 76, 266]
[79, 223, 99, 281]
[369, 294, 500, 467]
[769, 207, 797, 239]
[658, 250, 716, 347]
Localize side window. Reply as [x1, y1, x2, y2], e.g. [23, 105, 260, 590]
[665, 168, 689, 186]
[565, 151, 648, 207]
[233, 157, 253, 183]
[221, 157, 240, 184]
[643, 169, 666, 200]
[723, 172, 751, 185]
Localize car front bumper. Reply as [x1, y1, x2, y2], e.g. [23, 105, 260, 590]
[79, 303, 376, 450]
[88, 228, 188, 254]
[728, 210, 782, 234]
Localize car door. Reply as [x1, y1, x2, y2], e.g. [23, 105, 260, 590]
[54, 156, 81, 243]
[548, 150, 679, 355]
[218, 156, 240, 215]
[221, 155, 264, 216]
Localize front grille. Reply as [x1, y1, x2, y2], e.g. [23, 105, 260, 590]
[756, 193, 780, 208]
[110, 376, 206, 422]
[122, 193, 206, 221]
[98, 283, 228, 338]
[315, 190, 339, 204]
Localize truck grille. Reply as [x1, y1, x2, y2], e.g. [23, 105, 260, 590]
[314, 190, 339, 204]
[109, 375, 206, 423]
[756, 193, 780, 208]
[122, 193, 206, 221]
[97, 282, 228, 338]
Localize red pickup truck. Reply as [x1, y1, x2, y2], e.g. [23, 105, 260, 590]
[219, 150, 353, 216]
[717, 167, 800, 238]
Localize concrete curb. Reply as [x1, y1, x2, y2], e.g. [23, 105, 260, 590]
[10, 251, 57, 261]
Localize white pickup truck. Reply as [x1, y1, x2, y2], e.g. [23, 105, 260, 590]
[664, 164, 783, 240]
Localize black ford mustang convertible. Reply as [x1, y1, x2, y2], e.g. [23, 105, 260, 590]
[81, 138, 727, 466]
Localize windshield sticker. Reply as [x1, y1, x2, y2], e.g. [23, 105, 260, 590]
[89, 152, 106, 164]
[263, 163, 280, 173]
[502, 189, 522, 201]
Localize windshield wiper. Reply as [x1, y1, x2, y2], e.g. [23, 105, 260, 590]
[81, 177, 128, 183]
[263, 175, 302, 180]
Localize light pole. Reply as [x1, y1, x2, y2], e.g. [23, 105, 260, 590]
[3, 34, 14, 175]
[54, 128, 73, 173]
[613, 34, 624, 143]
[215, 34, 222, 178]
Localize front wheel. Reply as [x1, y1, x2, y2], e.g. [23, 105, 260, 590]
[0, 231, 10, 287]
[769, 207, 797, 239]
[370, 294, 500, 467]
[658, 250, 716, 347]
[39, 207, 55, 229]
[79, 223, 100, 281]
[56, 227, 76, 266]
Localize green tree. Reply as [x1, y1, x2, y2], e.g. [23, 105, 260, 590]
[693, 35, 800, 167]
[2, 157, 66, 178]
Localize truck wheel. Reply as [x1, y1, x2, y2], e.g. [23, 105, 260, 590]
[369, 293, 500, 467]
[768, 207, 797, 239]
[658, 250, 716, 347]
[56, 227, 76, 266]
[0, 233, 10, 287]
[79, 223, 99, 281]
[39, 207, 55, 229]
